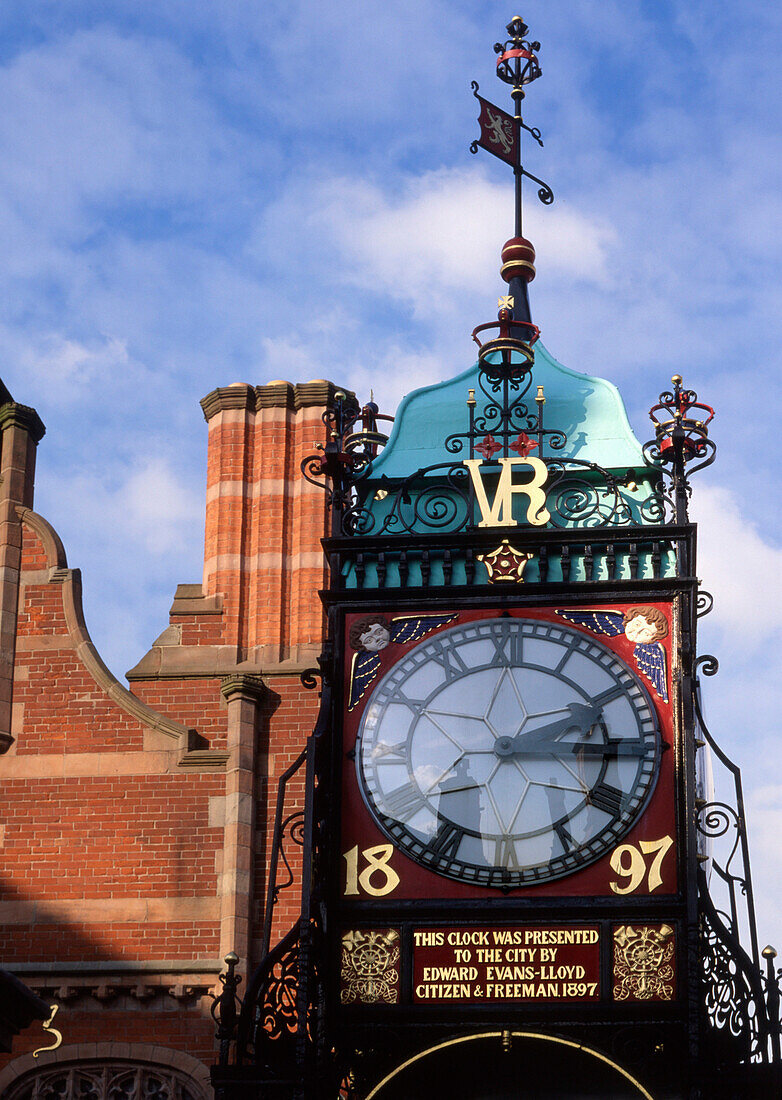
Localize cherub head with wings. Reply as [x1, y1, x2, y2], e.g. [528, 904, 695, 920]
[622, 606, 668, 645]
[349, 615, 392, 653]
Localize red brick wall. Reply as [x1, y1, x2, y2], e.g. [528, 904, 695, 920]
[131, 678, 228, 746]
[8, 1009, 217, 1065]
[0, 380, 336, 1084]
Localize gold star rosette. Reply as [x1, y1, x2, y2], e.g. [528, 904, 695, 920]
[477, 539, 533, 583]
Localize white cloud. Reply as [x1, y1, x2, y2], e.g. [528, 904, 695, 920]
[745, 785, 782, 952]
[20, 333, 130, 390]
[691, 486, 782, 645]
[261, 168, 616, 322]
[122, 460, 202, 553]
[47, 457, 202, 557]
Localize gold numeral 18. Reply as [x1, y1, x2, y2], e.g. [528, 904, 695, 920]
[343, 843, 401, 897]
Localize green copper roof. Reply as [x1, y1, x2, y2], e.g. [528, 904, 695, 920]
[371, 342, 647, 478]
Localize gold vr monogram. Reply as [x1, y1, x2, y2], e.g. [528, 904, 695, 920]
[463, 457, 551, 527]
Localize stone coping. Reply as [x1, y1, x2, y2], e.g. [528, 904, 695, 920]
[200, 379, 355, 419]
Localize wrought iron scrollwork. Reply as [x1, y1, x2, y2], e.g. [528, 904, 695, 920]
[694, 669, 782, 1067]
[697, 590, 715, 618]
[698, 802, 744, 923]
[445, 356, 563, 459]
[256, 930, 300, 1046]
[543, 461, 636, 528]
[521, 166, 554, 205]
[343, 463, 471, 537]
[638, 482, 674, 524]
[337, 457, 665, 537]
[269, 811, 305, 907]
[231, 923, 303, 1072]
[225, 689, 334, 1085]
[700, 885, 764, 1065]
[300, 392, 394, 535]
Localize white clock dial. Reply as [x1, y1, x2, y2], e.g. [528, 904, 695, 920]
[356, 617, 660, 887]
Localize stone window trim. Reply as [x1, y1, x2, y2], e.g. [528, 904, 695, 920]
[0, 1043, 211, 1099]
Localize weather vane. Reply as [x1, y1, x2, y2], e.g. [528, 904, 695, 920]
[469, 15, 553, 329]
[470, 16, 553, 240]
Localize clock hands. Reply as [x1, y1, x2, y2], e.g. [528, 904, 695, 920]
[510, 738, 646, 758]
[493, 701, 603, 758]
[491, 701, 642, 761]
[357, 618, 661, 888]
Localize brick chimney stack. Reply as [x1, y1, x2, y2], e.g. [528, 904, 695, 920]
[199, 379, 339, 667]
[128, 377, 342, 684]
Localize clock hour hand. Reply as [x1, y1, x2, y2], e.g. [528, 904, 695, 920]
[506, 738, 645, 758]
[494, 701, 602, 758]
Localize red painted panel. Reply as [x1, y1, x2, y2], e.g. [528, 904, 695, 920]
[340, 603, 678, 902]
[412, 924, 601, 1004]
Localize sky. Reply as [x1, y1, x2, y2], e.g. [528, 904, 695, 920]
[3, 1, 782, 952]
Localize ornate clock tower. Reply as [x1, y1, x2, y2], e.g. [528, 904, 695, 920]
[211, 16, 782, 1100]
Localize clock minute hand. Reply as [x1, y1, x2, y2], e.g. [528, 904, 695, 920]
[494, 702, 602, 758]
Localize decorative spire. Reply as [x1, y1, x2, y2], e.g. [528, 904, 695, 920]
[467, 15, 552, 385]
[471, 16, 553, 327]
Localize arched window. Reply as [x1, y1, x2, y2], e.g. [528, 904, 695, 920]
[5, 1061, 207, 1100]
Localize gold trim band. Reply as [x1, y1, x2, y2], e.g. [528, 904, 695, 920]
[365, 1030, 655, 1100]
[500, 259, 535, 277]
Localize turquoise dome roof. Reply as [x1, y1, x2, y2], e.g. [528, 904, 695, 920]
[371, 342, 647, 478]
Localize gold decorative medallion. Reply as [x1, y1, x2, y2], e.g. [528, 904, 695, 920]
[341, 929, 400, 1005]
[477, 539, 533, 583]
[613, 924, 675, 1001]
[498, 294, 514, 309]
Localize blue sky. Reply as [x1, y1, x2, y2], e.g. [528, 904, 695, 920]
[4, 2, 782, 948]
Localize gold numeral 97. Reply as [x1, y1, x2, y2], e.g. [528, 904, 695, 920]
[610, 835, 674, 895]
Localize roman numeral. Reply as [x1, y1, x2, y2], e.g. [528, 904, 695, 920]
[592, 685, 625, 707]
[554, 638, 580, 674]
[373, 741, 407, 764]
[427, 821, 465, 860]
[394, 690, 426, 713]
[555, 822, 575, 854]
[382, 782, 426, 821]
[427, 641, 469, 682]
[493, 834, 520, 868]
[489, 626, 524, 667]
[589, 782, 624, 818]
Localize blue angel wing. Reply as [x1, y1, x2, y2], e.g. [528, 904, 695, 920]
[555, 610, 624, 637]
[348, 651, 381, 711]
[390, 614, 458, 645]
[634, 642, 668, 702]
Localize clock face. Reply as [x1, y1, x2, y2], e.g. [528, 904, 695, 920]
[355, 617, 660, 888]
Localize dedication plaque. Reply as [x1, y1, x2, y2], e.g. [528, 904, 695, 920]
[413, 925, 601, 1004]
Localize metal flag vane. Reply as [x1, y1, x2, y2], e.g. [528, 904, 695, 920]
[470, 15, 554, 239]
